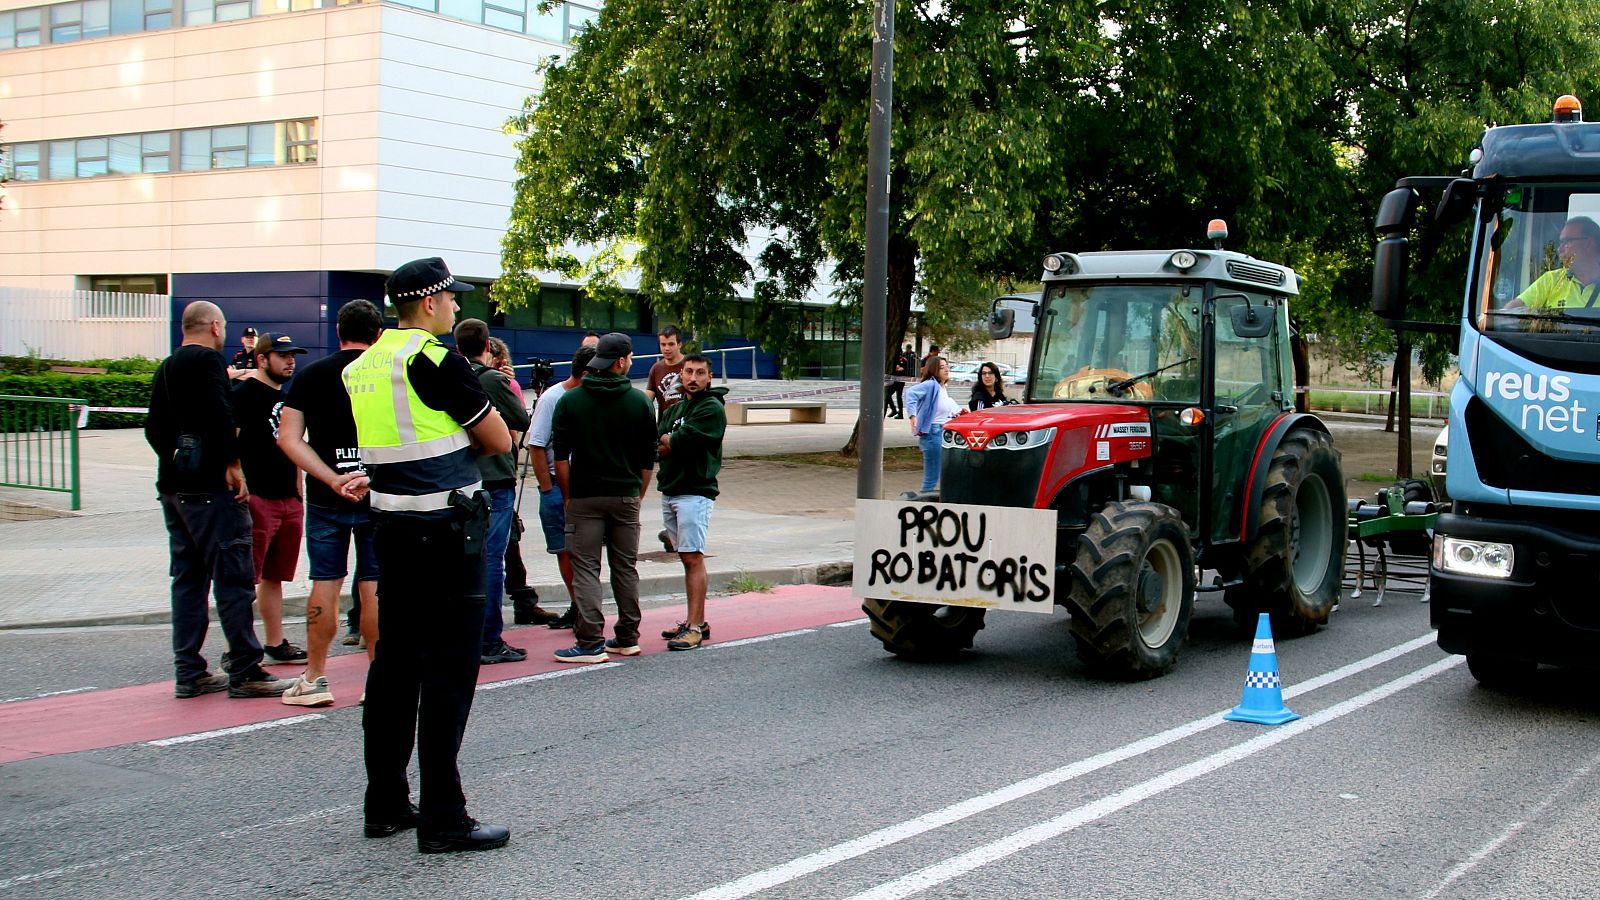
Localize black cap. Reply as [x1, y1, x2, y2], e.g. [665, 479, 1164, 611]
[242, 326, 257, 337]
[254, 332, 308, 356]
[387, 257, 474, 304]
[588, 332, 633, 370]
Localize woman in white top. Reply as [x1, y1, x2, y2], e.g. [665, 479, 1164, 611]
[903, 356, 961, 493]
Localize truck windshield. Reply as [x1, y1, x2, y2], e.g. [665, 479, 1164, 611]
[1029, 284, 1201, 403]
[1479, 185, 1600, 341]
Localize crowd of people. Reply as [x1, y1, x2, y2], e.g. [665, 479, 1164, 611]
[144, 259, 726, 855]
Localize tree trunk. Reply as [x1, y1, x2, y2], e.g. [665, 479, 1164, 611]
[842, 233, 916, 457]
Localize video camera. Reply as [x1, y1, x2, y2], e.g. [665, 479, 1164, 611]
[524, 356, 556, 391]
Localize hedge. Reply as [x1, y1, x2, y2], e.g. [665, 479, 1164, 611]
[0, 373, 154, 429]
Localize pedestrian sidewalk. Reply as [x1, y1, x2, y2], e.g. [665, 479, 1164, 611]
[0, 381, 915, 629]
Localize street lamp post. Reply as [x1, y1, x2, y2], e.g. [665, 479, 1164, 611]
[857, 0, 894, 500]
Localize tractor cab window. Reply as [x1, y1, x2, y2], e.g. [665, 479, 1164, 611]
[1030, 284, 1201, 403]
[1213, 293, 1286, 409]
[1480, 186, 1600, 338]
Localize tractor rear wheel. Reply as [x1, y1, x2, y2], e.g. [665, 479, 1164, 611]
[1065, 501, 1196, 679]
[863, 598, 986, 659]
[1231, 428, 1346, 637]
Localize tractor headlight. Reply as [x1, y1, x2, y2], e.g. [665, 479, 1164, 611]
[945, 430, 966, 447]
[990, 427, 1055, 451]
[1434, 536, 1514, 579]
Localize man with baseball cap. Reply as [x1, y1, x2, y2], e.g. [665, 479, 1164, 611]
[233, 331, 310, 668]
[549, 332, 658, 663]
[345, 256, 512, 853]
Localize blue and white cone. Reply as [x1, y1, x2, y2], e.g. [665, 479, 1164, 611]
[1223, 613, 1300, 726]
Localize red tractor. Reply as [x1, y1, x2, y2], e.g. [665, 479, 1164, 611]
[865, 229, 1346, 678]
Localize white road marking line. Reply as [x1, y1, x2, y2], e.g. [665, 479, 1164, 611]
[687, 631, 1441, 900]
[477, 661, 624, 690]
[827, 619, 870, 628]
[0, 686, 96, 704]
[1422, 754, 1600, 899]
[849, 655, 1466, 900]
[0, 803, 355, 889]
[146, 714, 325, 747]
[710, 629, 817, 649]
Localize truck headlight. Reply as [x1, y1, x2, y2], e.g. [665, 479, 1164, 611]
[1434, 537, 1514, 579]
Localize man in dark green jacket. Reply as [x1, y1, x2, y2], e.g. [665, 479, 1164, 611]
[656, 354, 727, 650]
[549, 332, 658, 663]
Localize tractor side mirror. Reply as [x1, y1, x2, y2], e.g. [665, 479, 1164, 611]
[1228, 303, 1274, 338]
[989, 308, 1016, 340]
[1373, 187, 1418, 319]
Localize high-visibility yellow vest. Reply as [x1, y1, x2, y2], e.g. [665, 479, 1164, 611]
[343, 328, 482, 512]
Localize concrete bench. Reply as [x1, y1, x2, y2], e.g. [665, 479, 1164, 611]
[728, 399, 828, 426]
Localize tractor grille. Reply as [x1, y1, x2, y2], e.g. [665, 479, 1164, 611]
[1465, 397, 1600, 496]
[939, 444, 1049, 508]
[1225, 260, 1287, 287]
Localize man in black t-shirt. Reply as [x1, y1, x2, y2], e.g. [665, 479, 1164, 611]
[234, 332, 310, 668]
[146, 301, 293, 700]
[276, 300, 384, 707]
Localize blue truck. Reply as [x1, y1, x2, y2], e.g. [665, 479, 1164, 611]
[1374, 96, 1600, 686]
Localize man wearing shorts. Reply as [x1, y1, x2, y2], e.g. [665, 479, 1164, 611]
[526, 344, 596, 629]
[233, 332, 309, 665]
[655, 353, 727, 650]
[276, 300, 384, 706]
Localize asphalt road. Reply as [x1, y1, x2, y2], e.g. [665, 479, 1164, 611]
[2, 572, 1598, 899]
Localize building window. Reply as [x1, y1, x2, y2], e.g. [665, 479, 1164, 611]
[210, 124, 248, 169]
[142, 132, 171, 173]
[6, 143, 41, 181]
[538, 287, 577, 328]
[11, 119, 316, 183]
[283, 120, 316, 164]
[82, 274, 169, 294]
[75, 137, 109, 177]
[143, 0, 172, 29]
[14, 9, 43, 47]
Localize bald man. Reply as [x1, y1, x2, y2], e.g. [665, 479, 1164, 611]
[146, 301, 294, 700]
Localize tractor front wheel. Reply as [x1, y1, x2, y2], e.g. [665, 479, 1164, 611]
[1065, 501, 1196, 679]
[1232, 428, 1346, 637]
[863, 598, 986, 659]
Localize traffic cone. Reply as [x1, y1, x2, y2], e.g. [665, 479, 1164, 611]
[1223, 613, 1300, 726]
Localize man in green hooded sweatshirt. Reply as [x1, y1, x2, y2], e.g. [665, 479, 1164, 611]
[655, 353, 727, 650]
[549, 332, 658, 663]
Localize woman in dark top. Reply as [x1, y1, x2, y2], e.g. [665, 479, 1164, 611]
[968, 361, 1012, 411]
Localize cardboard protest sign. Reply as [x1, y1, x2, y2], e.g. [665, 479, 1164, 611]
[853, 499, 1056, 613]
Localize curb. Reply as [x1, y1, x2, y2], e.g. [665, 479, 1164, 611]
[0, 560, 856, 631]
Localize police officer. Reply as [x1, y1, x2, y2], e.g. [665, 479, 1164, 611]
[344, 257, 512, 854]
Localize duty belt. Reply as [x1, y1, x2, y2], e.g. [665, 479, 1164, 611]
[370, 482, 483, 512]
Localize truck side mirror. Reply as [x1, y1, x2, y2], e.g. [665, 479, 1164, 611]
[1373, 187, 1418, 318]
[1229, 304, 1274, 338]
[989, 308, 1016, 340]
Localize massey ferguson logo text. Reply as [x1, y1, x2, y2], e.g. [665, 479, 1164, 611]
[1094, 422, 1151, 438]
[1483, 372, 1590, 434]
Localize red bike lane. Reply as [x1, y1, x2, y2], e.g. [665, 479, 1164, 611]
[0, 585, 861, 765]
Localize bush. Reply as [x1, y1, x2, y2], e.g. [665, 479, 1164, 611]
[0, 372, 154, 428]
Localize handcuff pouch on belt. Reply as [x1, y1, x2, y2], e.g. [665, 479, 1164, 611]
[449, 489, 490, 557]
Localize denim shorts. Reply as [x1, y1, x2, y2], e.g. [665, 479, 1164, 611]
[305, 503, 378, 582]
[661, 494, 715, 554]
[538, 484, 567, 554]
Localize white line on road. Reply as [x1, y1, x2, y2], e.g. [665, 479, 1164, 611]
[827, 619, 870, 628]
[711, 629, 817, 649]
[0, 803, 355, 890]
[477, 661, 624, 690]
[687, 631, 1442, 900]
[0, 686, 96, 703]
[848, 655, 1466, 900]
[146, 714, 325, 747]
[1422, 753, 1600, 899]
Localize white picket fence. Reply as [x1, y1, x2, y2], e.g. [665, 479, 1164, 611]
[0, 287, 171, 361]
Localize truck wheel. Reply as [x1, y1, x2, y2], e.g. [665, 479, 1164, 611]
[1232, 429, 1346, 637]
[863, 598, 986, 659]
[1467, 654, 1537, 690]
[1066, 501, 1196, 679]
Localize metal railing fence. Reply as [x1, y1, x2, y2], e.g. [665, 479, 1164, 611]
[0, 395, 83, 510]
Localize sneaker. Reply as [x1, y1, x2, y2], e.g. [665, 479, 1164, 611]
[341, 630, 362, 646]
[659, 528, 676, 553]
[281, 674, 335, 707]
[552, 642, 609, 664]
[604, 638, 641, 656]
[667, 625, 704, 651]
[481, 641, 528, 665]
[174, 672, 229, 699]
[661, 621, 711, 640]
[547, 608, 577, 630]
[263, 640, 308, 665]
[228, 668, 297, 698]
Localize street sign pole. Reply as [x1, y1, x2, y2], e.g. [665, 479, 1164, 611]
[857, 0, 894, 501]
